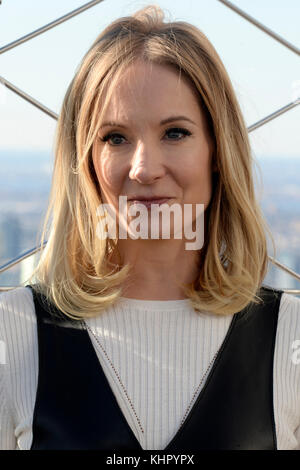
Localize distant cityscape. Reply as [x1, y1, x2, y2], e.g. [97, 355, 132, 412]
[0, 150, 300, 294]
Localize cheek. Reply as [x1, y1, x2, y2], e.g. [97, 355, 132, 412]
[179, 151, 212, 202]
[93, 152, 124, 195]
[180, 150, 211, 184]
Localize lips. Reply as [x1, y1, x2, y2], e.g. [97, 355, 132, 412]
[128, 196, 172, 201]
[128, 197, 173, 208]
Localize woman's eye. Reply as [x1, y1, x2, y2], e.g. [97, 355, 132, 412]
[165, 127, 192, 140]
[99, 127, 191, 146]
[100, 133, 126, 146]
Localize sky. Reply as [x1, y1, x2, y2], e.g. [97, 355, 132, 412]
[0, 0, 299, 158]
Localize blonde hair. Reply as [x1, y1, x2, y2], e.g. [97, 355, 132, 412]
[27, 4, 274, 318]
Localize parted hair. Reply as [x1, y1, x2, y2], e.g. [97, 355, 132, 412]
[27, 4, 275, 318]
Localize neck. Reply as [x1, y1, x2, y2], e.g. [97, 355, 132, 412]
[110, 238, 200, 300]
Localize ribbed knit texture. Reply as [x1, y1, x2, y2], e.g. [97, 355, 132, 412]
[1, 287, 300, 450]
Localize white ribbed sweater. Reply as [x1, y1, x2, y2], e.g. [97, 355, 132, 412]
[1, 286, 300, 450]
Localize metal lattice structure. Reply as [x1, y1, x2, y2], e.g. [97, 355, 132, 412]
[0, 0, 299, 293]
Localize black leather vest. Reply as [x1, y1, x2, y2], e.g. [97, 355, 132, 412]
[25, 284, 283, 450]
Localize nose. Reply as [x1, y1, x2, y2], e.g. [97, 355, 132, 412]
[129, 141, 166, 184]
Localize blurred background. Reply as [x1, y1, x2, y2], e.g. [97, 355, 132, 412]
[0, 0, 299, 290]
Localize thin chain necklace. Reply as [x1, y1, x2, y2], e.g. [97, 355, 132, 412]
[81, 319, 144, 434]
[179, 350, 219, 425]
[81, 318, 222, 434]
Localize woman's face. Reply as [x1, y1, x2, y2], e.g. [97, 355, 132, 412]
[92, 60, 214, 240]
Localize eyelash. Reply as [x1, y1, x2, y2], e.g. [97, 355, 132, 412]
[99, 127, 192, 146]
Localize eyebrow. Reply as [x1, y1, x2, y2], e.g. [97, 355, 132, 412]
[99, 115, 197, 129]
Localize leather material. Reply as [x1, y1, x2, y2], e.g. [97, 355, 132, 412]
[26, 284, 282, 450]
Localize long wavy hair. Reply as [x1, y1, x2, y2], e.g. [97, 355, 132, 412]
[27, 4, 275, 319]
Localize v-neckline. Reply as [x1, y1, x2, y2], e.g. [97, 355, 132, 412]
[82, 310, 239, 450]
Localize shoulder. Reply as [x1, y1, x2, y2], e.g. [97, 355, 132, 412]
[260, 285, 300, 326]
[278, 292, 300, 325]
[0, 286, 36, 337]
[258, 286, 300, 343]
[0, 285, 35, 312]
[0, 286, 37, 382]
[275, 292, 300, 348]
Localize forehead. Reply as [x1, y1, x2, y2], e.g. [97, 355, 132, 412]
[116, 61, 197, 98]
[101, 61, 203, 124]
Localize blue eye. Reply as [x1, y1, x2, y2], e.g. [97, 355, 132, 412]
[100, 133, 125, 146]
[166, 127, 192, 140]
[100, 127, 192, 146]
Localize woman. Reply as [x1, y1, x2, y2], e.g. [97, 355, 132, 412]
[1, 5, 300, 451]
